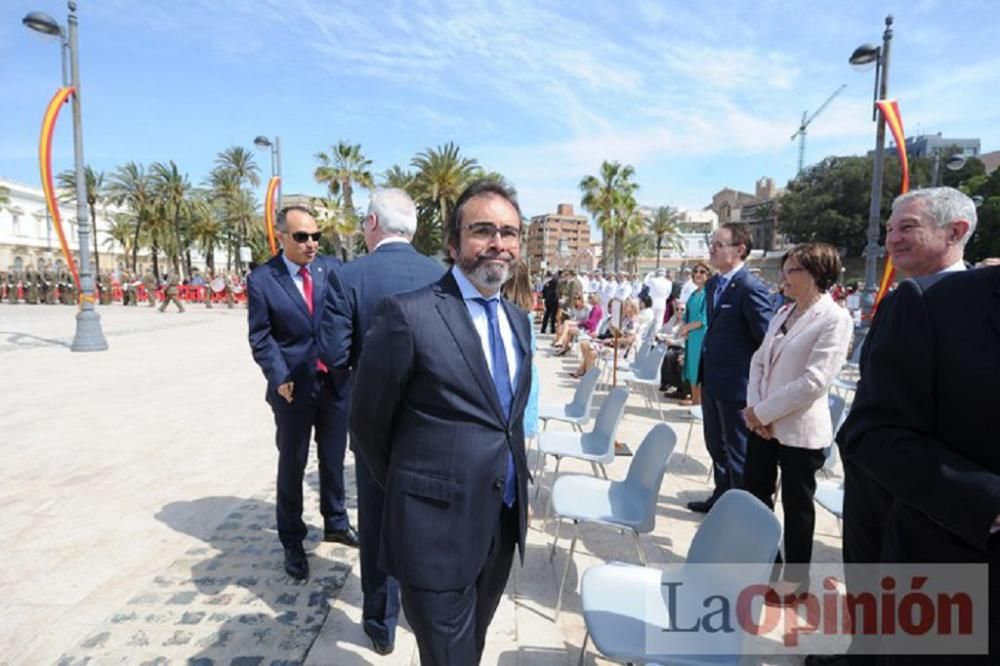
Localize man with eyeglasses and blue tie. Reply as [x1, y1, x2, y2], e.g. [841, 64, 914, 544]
[247, 205, 358, 582]
[350, 180, 533, 665]
[687, 222, 773, 513]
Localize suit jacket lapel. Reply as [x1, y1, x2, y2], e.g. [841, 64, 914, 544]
[716, 268, 744, 309]
[270, 257, 311, 320]
[502, 299, 532, 410]
[433, 274, 507, 424]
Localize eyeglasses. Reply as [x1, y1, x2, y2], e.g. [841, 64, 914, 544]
[291, 231, 322, 243]
[781, 267, 806, 277]
[464, 222, 520, 241]
[708, 241, 739, 251]
[692, 268, 709, 275]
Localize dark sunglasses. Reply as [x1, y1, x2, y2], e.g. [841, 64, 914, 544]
[692, 269, 709, 275]
[291, 231, 321, 243]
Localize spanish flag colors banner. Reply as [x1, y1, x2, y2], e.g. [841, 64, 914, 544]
[264, 176, 280, 256]
[39, 86, 81, 294]
[874, 99, 910, 310]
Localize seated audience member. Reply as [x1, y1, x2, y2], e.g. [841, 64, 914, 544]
[553, 293, 602, 356]
[742, 243, 853, 600]
[572, 297, 639, 378]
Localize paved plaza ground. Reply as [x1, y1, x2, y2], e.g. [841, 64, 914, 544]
[0, 303, 843, 665]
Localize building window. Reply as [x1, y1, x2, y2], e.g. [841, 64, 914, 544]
[12, 212, 21, 235]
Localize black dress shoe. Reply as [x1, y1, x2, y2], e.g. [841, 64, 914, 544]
[686, 498, 716, 513]
[324, 524, 360, 548]
[804, 655, 848, 666]
[367, 635, 394, 656]
[283, 544, 309, 580]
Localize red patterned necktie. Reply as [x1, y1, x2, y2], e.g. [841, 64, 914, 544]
[298, 265, 328, 372]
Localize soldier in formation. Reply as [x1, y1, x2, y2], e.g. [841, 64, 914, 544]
[158, 272, 185, 313]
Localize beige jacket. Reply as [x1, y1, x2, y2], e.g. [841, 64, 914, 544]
[747, 293, 853, 449]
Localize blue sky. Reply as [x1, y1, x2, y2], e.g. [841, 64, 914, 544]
[1, 0, 998, 236]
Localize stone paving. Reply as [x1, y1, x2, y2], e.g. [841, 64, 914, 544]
[0, 303, 841, 665]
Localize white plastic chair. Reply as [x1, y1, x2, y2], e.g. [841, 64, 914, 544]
[548, 424, 677, 617]
[538, 366, 601, 433]
[577, 490, 782, 665]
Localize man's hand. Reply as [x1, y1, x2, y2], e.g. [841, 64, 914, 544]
[277, 382, 294, 403]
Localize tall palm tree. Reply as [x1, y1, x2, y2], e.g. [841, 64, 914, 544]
[106, 162, 154, 271]
[214, 147, 260, 271]
[410, 142, 481, 253]
[311, 195, 356, 260]
[0, 184, 10, 206]
[647, 205, 683, 268]
[151, 160, 192, 278]
[381, 165, 416, 191]
[580, 161, 638, 272]
[57, 166, 105, 276]
[623, 232, 653, 274]
[314, 142, 374, 258]
[104, 213, 136, 262]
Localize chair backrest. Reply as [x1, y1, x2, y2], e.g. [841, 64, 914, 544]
[566, 366, 601, 418]
[687, 489, 782, 565]
[829, 392, 849, 437]
[632, 344, 668, 381]
[595, 314, 612, 337]
[581, 387, 629, 458]
[617, 424, 678, 533]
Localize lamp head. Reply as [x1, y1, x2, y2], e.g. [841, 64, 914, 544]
[253, 136, 272, 149]
[849, 43, 880, 69]
[945, 154, 967, 172]
[22, 11, 61, 36]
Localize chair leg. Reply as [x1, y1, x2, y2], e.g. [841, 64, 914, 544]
[549, 518, 562, 562]
[598, 464, 608, 479]
[542, 457, 562, 528]
[632, 529, 647, 566]
[554, 525, 578, 619]
[684, 420, 694, 457]
[577, 630, 590, 666]
[534, 451, 548, 497]
[589, 461, 599, 476]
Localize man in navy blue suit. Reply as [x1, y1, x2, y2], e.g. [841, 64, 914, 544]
[350, 180, 532, 665]
[319, 188, 444, 656]
[688, 222, 773, 513]
[247, 205, 358, 582]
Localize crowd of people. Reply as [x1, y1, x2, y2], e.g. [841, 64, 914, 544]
[0, 266, 247, 310]
[241, 179, 998, 665]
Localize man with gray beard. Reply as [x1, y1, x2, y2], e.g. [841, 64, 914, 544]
[350, 180, 533, 665]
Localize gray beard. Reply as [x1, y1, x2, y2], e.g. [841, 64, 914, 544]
[459, 255, 511, 293]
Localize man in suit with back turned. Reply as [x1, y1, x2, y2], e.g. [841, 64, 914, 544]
[247, 205, 358, 582]
[687, 222, 773, 513]
[349, 180, 533, 665]
[319, 188, 443, 656]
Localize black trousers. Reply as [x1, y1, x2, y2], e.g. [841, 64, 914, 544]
[658, 345, 687, 392]
[273, 371, 350, 547]
[743, 433, 825, 583]
[540, 303, 558, 333]
[355, 453, 401, 645]
[701, 391, 750, 501]
[400, 503, 518, 665]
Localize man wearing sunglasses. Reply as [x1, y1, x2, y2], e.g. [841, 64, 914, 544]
[247, 205, 358, 583]
[350, 180, 532, 665]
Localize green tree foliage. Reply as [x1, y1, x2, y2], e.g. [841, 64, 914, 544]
[57, 165, 105, 276]
[580, 161, 639, 272]
[646, 205, 683, 268]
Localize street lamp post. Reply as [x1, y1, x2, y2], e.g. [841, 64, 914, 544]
[931, 153, 967, 187]
[24, 1, 107, 351]
[253, 135, 282, 209]
[849, 14, 893, 352]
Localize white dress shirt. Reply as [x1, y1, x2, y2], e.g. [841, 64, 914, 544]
[451, 266, 520, 391]
[281, 252, 310, 301]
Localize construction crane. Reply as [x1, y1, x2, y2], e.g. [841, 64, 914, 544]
[791, 83, 847, 174]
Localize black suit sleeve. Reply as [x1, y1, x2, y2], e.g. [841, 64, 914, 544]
[841, 279, 1000, 551]
[246, 271, 290, 390]
[318, 268, 353, 370]
[349, 295, 415, 486]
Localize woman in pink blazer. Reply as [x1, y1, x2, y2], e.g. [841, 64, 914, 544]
[742, 243, 853, 600]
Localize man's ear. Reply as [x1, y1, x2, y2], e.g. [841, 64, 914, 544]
[950, 220, 970, 245]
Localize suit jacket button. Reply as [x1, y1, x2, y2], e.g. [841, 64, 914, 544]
[493, 479, 503, 491]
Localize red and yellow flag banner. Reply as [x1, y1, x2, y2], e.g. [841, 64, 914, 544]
[39, 86, 81, 294]
[873, 99, 910, 311]
[264, 176, 280, 256]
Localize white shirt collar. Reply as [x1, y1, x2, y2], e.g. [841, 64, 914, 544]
[281, 252, 308, 277]
[451, 265, 499, 301]
[373, 236, 411, 252]
[719, 262, 744, 282]
[941, 258, 966, 273]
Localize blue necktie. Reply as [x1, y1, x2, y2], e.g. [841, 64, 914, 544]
[473, 297, 517, 508]
[713, 277, 729, 309]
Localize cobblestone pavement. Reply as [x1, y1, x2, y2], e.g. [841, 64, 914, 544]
[57, 462, 359, 666]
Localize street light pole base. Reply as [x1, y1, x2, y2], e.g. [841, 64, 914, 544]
[71, 308, 108, 352]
